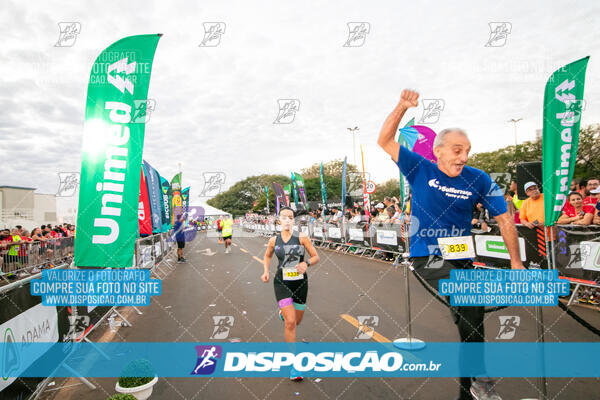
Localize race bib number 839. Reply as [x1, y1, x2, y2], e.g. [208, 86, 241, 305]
[437, 236, 475, 260]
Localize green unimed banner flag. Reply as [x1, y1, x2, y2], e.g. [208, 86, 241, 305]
[75, 34, 162, 268]
[543, 56, 589, 226]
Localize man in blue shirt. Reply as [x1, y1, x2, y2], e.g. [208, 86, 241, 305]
[378, 89, 524, 400]
[173, 214, 187, 263]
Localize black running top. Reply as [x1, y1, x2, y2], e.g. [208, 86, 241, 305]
[274, 231, 305, 270]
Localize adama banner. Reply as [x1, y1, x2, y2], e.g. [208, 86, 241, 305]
[542, 56, 589, 226]
[74, 34, 161, 268]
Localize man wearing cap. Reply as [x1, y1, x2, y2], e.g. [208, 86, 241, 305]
[519, 182, 544, 229]
[373, 203, 387, 223]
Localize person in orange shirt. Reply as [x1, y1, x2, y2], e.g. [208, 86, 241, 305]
[519, 182, 544, 229]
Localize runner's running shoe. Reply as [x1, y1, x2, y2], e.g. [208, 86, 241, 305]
[290, 366, 303, 381]
[470, 378, 502, 400]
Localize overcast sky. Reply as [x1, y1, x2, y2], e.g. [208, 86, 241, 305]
[1, 0, 599, 213]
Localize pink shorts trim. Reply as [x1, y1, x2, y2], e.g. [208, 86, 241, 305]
[278, 297, 294, 308]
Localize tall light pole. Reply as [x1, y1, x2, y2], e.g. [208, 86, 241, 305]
[347, 126, 359, 166]
[508, 118, 523, 147]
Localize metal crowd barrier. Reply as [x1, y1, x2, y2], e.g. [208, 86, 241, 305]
[0, 236, 75, 282]
[239, 219, 407, 260]
[19, 231, 178, 399]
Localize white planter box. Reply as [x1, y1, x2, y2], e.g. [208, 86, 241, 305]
[115, 376, 158, 400]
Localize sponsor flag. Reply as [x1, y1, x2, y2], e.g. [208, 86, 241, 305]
[399, 123, 437, 162]
[159, 174, 172, 232]
[341, 157, 347, 210]
[543, 56, 589, 226]
[138, 165, 152, 236]
[181, 186, 190, 220]
[273, 183, 287, 214]
[360, 147, 370, 219]
[74, 34, 161, 268]
[171, 172, 182, 222]
[283, 184, 291, 207]
[397, 118, 414, 212]
[319, 162, 328, 210]
[265, 185, 270, 214]
[290, 172, 299, 207]
[294, 172, 308, 206]
[143, 160, 163, 233]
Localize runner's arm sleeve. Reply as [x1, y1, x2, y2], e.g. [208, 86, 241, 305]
[478, 173, 508, 217]
[396, 146, 426, 184]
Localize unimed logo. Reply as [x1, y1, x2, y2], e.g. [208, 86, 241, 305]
[191, 345, 222, 375]
[486, 240, 508, 254]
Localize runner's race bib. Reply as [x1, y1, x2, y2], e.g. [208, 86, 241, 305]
[437, 236, 475, 260]
[282, 266, 304, 281]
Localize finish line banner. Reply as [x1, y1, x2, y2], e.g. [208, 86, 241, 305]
[2, 342, 600, 378]
[74, 34, 162, 268]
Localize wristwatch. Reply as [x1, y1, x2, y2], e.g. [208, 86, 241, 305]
[305, 259, 311, 267]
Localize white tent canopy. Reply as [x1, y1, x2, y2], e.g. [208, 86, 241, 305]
[189, 201, 230, 218]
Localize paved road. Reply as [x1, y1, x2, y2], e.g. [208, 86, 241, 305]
[46, 228, 600, 400]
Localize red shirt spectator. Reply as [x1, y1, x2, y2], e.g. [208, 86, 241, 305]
[562, 202, 595, 217]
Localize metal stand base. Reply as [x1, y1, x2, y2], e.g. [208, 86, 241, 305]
[393, 337, 426, 350]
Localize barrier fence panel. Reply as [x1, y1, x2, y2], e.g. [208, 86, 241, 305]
[325, 223, 343, 246]
[0, 232, 177, 400]
[0, 264, 72, 399]
[343, 223, 371, 255]
[311, 223, 326, 245]
[1, 237, 75, 280]
[473, 224, 600, 279]
[369, 223, 406, 255]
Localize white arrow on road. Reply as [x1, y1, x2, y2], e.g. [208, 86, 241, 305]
[196, 248, 216, 256]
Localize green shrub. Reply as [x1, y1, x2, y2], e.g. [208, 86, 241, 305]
[118, 359, 156, 388]
[106, 394, 137, 400]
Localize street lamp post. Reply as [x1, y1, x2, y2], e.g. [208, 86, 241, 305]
[347, 126, 359, 166]
[508, 118, 523, 147]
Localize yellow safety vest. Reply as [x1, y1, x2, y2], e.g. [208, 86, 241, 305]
[222, 219, 233, 236]
[8, 235, 21, 256]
